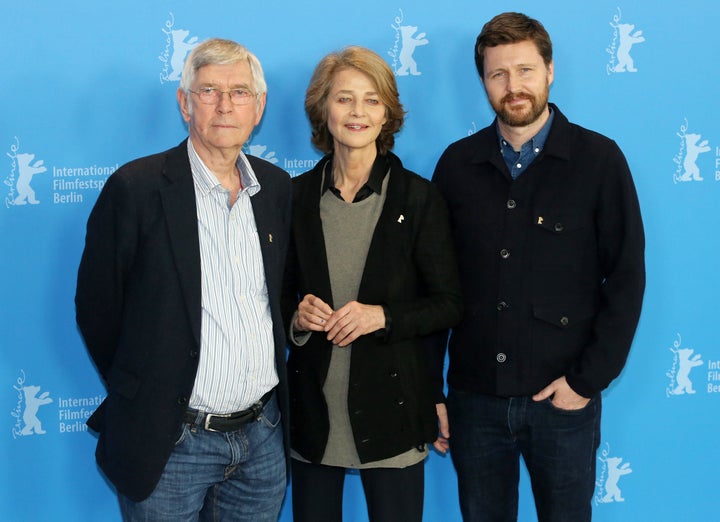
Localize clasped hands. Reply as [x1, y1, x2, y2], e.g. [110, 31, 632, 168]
[294, 294, 385, 347]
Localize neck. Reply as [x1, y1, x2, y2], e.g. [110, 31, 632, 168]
[332, 146, 377, 186]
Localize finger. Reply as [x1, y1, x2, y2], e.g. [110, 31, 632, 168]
[433, 438, 449, 454]
[323, 308, 349, 332]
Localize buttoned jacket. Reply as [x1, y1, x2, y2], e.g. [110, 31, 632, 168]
[432, 104, 645, 398]
[282, 152, 463, 464]
[75, 140, 291, 501]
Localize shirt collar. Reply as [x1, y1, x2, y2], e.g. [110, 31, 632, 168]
[496, 106, 555, 154]
[321, 153, 389, 196]
[187, 139, 261, 197]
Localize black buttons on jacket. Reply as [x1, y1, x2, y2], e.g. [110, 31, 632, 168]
[496, 353, 507, 363]
[507, 199, 516, 209]
[497, 301, 508, 311]
[560, 316, 569, 327]
[177, 396, 188, 405]
[554, 222, 564, 232]
[500, 249, 510, 259]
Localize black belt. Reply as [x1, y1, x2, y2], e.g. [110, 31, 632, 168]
[183, 389, 274, 432]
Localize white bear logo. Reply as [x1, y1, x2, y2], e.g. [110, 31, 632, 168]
[396, 25, 428, 76]
[13, 152, 47, 205]
[677, 133, 710, 182]
[246, 144, 278, 164]
[610, 22, 645, 73]
[20, 385, 53, 435]
[600, 456, 632, 503]
[670, 347, 703, 394]
[168, 29, 198, 81]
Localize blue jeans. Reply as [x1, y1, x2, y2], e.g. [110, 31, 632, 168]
[118, 395, 286, 522]
[447, 389, 601, 522]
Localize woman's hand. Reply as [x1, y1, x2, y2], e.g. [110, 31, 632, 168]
[294, 294, 334, 332]
[323, 301, 385, 347]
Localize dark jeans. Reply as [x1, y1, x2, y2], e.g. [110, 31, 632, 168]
[291, 458, 424, 522]
[447, 388, 601, 522]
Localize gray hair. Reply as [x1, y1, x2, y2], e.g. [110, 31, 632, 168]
[179, 38, 266, 111]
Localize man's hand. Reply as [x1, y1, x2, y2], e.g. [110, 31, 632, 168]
[532, 376, 590, 410]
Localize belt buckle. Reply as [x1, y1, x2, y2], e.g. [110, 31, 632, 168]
[203, 412, 231, 432]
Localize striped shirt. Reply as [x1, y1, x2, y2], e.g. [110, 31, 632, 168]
[187, 140, 278, 414]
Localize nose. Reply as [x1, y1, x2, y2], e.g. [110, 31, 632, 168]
[216, 91, 234, 112]
[350, 99, 365, 117]
[505, 71, 520, 93]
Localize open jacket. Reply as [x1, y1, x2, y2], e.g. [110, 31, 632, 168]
[75, 140, 292, 501]
[282, 152, 462, 464]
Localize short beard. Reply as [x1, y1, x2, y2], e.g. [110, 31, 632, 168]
[492, 88, 548, 127]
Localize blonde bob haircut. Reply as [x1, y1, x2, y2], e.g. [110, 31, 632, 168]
[305, 46, 405, 155]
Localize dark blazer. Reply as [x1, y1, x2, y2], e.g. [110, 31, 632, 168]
[433, 104, 645, 398]
[75, 140, 292, 502]
[282, 152, 463, 464]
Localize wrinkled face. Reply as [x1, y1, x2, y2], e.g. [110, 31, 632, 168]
[482, 40, 553, 128]
[177, 61, 265, 159]
[325, 67, 387, 156]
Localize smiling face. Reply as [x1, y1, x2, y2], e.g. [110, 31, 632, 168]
[325, 67, 387, 157]
[482, 39, 553, 129]
[177, 60, 265, 161]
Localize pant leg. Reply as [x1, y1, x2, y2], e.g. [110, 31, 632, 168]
[119, 394, 286, 522]
[446, 388, 521, 522]
[203, 394, 287, 522]
[520, 395, 601, 522]
[118, 424, 225, 522]
[291, 459, 346, 522]
[359, 460, 424, 522]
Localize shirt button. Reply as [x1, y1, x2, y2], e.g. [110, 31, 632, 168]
[516, 163, 522, 169]
[507, 199, 516, 209]
[496, 353, 507, 363]
[500, 249, 510, 259]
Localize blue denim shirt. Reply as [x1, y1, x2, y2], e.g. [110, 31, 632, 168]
[498, 109, 555, 179]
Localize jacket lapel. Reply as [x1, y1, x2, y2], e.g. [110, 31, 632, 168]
[159, 142, 202, 347]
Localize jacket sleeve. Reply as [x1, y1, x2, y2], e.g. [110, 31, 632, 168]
[566, 142, 646, 397]
[75, 172, 138, 381]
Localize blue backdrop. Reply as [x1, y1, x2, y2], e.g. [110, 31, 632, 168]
[2, 1, 718, 520]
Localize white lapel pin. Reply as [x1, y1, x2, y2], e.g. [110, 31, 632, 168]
[397, 214, 405, 223]
[269, 233, 273, 243]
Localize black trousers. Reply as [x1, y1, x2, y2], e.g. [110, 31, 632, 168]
[291, 458, 424, 522]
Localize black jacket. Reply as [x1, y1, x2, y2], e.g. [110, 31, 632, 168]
[433, 104, 645, 398]
[75, 141, 292, 501]
[282, 152, 462, 464]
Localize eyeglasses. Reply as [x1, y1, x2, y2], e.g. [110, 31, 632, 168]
[189, 87, 258, 105]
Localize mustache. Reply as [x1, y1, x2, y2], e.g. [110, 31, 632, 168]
[501, 93, 534, 104]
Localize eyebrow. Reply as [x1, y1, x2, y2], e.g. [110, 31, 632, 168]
[333, 89, 379, 96]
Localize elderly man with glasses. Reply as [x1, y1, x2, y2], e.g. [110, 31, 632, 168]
[76, 38, 291, 521]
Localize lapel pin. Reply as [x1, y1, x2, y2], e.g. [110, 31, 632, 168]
[537, 216, 544, 225]
[269, 233, 273, 243]
[397, 214, 405, 223]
